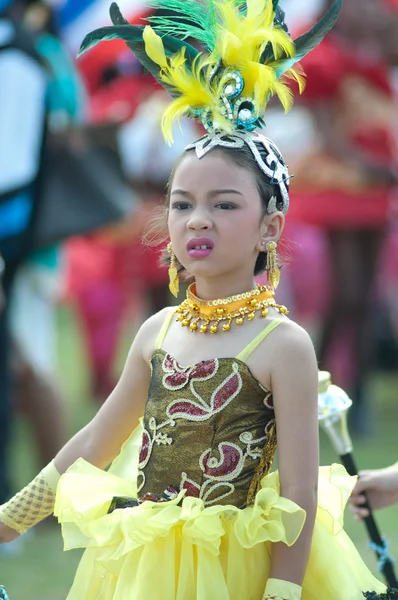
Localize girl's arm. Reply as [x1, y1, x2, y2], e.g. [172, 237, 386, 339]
[264, 323, 319, 599]
[54, 315, 155, 474]
[0, 309, 169, 542]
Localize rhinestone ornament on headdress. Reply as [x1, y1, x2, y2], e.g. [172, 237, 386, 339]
[186, 130, 290, 214]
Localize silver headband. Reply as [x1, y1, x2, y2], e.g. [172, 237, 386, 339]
[185, 131, 290, 215]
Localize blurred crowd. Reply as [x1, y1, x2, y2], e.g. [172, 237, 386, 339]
[0, 0, 398, 516]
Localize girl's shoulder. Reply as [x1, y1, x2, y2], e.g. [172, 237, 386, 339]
[141, 306, 174, 333]
[137, 306, 175, 362]
[268, 316, 315, 355]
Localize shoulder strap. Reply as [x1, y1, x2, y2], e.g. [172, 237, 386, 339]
[236, 319, 284, 363]
[154, 308, 175, 350]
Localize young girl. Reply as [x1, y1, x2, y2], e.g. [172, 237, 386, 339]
[0, 1, 396, 598]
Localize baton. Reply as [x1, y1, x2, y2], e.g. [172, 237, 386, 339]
[318, 372, 398, 589]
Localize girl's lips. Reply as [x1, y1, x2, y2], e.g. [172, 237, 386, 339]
[186, 238, 214, 259]
[187, 247, 213, 258]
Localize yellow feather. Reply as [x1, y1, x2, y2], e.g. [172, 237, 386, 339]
[274, 80, 294, 112]
[255, 68, 277, 110]
[150, 0, 301, 143]
[216, 0, 294, 68]
[242, 62, 276, 104]
[216, 1, 240, 36]
[260, 0, 275, 28]
[284, 64, 307, 94]
[143, 26, 168, 69]
[246, 0, 268, 20]
[219, 31, 243, 66]
[251, 28, 295, 61]
[162, 97, 193, 145]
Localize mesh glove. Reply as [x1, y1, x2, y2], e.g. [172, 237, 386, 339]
[0, 461, 60, 535]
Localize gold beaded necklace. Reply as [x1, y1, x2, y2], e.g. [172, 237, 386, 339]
[176, 283, 289, 334]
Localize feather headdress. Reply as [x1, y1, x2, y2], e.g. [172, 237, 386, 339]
[79, 0, 342, 213]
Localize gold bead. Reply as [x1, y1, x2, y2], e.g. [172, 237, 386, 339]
[190, 322, 198, 331]
[190, 303, 199, 311]
[236, 317, 244, 325]
[200, 324, 208, 333]
[222, 322, 231, 332]
[210, 324, 218, 334]
[249, 299, 258, 307]
[261, 309, 268, 317]
[216, 308, 226, 316]
[247, 312, 255, 321]
[176, 314, 184, 321]
[182, 319, 190, 327]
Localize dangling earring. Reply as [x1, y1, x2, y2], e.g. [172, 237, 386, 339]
[265, 241, 280, 289]
[167, 242, 179, 297]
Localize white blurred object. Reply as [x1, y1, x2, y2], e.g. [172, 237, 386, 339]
[260, 105, 322, 165]
[118, 92, 198, 185]
[10, 263, 62, 376]
[282, 0, 326, 32]
[62, 0, 146, 53]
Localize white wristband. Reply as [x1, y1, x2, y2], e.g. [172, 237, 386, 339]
[262, 578, 302, 600]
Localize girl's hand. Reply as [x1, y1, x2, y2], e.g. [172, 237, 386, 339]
[349, 467, 398, 520]
[0, 521, 20, 544]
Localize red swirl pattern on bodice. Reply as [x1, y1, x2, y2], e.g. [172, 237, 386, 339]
[137, 349, 276, 508]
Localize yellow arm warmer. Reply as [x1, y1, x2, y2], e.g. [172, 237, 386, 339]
[0, 461, 60, 535]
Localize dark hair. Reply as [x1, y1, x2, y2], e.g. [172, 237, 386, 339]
[144, 140, 288, 277]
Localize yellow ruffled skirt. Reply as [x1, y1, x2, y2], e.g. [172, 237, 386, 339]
[55, 427, 386, 600]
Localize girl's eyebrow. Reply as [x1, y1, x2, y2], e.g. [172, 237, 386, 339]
[171, 189, 244, 197]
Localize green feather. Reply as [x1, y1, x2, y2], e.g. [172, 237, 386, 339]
[78, 5, 200, 97]
[274, 6, 289, 33]
[147, 0, 219, 50]
[261, 0, 342, 73]
[291, 0, 342, 63]
[109, 2, 129, 25]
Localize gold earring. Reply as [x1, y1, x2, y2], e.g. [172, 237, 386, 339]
[167, 242, 179, 297]
[265, 241, 280, 289]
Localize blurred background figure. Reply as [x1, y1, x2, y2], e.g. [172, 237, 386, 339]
[8, 0, 87, 473]
[0, 0, 137, 504]
[0, 0, 49, 504]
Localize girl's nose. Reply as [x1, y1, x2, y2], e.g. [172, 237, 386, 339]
[187, 209, 212, 231]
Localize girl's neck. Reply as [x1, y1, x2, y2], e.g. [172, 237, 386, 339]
[193, 275, 258, 301]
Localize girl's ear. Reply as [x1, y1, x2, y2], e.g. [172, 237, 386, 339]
[256, 211, 285, 251]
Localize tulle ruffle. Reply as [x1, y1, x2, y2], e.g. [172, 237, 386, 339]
[55, 458, 306, 558]
[54, 427, 386, 599]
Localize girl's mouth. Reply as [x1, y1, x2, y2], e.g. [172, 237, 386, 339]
[188, 247, 213, 258]
[186, 238, 214, 259]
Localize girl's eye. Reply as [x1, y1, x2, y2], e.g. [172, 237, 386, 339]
[171, 202, 191, 210]
[216, 202, 237, 210]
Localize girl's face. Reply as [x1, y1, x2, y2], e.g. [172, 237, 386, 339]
[168, 150, 282, 287]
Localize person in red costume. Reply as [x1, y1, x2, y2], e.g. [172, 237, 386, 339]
[288, 0, 398, 432]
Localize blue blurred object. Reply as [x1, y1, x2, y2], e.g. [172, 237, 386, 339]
[0, 586, 9, 600]
[0, 0, 12, 13]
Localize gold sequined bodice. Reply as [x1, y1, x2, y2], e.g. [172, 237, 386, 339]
[137, 341, 278, 509]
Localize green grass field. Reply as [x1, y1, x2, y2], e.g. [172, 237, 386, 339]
[1, 306, 398, 599]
